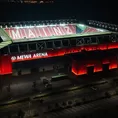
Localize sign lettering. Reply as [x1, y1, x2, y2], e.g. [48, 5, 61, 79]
[5, 25, 76, 40]
[11, 52, 48, 62]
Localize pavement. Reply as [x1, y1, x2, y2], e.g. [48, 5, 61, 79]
[42, 82, 111, 104]
[46, 95, 118, 118]
[1, 68, 118, 102]
[0, 79, 116, 118]
[0, 71, 72, 102]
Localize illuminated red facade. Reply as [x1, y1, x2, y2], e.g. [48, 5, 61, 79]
[0, 42, 118, 75]
[10, 42, 118, 62]
[0, 22, 118, 75]
[71, 55, 118, 76]
[0, 55, 12, 75]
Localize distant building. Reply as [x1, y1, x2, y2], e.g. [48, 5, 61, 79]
[1, 0, 54, 4]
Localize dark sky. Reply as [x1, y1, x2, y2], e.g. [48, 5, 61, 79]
[0, 0, 117, 24]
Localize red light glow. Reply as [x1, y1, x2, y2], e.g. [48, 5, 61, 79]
[72, 60, 78, 75]
[0, 56, 12, 75]
[77, 65, 87, 75]
[102, 58, 110, 64]
[11, 42, 118, 63]
[86, 60, 95, 67]
[108, 43, 118, 49]
[109, 57, 118, 70]
[94, 62, 103, 72]
[72, 56, 118, 76]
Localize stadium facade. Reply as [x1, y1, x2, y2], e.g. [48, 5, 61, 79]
[1, 0, 54, 4]
[0, 19, 118, 76]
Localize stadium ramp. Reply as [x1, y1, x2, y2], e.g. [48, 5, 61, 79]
[0, 28, 12, 49]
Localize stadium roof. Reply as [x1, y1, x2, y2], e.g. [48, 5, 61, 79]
[0, 28, 12, 49]
[0, 20, 117, 49]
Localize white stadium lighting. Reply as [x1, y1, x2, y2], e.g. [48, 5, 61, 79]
[78, 24, 85, 27]
[97, 29, 105, 32]
[105, 26, 107, 28]
[88, 20, 118, 32]
[37, 25, 47, 27]
[60, 23, 66, 26]
[29, 26, 35, 28]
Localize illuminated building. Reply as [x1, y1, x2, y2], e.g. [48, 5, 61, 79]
[0, 19, 118, 75]
[2, 0, 54, 4]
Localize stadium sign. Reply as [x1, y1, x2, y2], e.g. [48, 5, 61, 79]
[5, 25, 76, 40]
[11, 42, 116, 62]
[11, 52, 48, 62]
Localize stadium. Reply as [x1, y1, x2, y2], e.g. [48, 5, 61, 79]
[0, 19, 118, 75]
[1, 19, 118, 118]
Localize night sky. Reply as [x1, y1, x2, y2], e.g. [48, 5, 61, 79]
[0, 0, 117, 24]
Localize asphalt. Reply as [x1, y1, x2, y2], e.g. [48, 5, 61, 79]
[0, 71, 118, 118]
[46, 96, 118, 118]
[0, 71, 71, 101]
[0, 80, 115, 117]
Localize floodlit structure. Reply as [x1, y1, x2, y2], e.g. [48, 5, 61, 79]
[1, 0, 54, 4]
[0, 19, 118, 75]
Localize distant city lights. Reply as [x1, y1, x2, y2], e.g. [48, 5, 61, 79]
[7, 0, 54, 4]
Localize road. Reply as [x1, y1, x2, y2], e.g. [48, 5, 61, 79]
[0, 72, 72, 101]
[0, 80, 116, 118]
[46, 96, 118, 118]
[1, 68, 118, 102]
[0, 73, 118, 118]
[42, 81, 112, 104]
